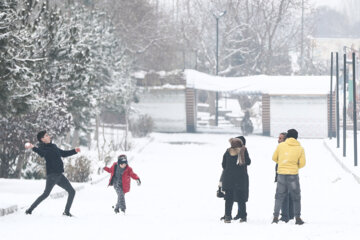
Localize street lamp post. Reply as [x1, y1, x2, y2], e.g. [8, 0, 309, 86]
[213, 10, 226, 126]
[342, 46, 359, 165]
[300, 0, 304, 72]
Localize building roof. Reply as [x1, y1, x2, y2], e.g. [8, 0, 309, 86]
[185, 69, 332, 95]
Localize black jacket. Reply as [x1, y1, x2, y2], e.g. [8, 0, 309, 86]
[221, 148, 251, 202]
[32, 142, 77, 175]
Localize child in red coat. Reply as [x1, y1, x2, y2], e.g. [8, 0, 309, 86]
[103, 154, 141, 214]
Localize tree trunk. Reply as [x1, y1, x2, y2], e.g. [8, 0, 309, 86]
[72, 128, 80, 148]
[14, 154, 25, 178]
[87, 132, 91, 150]
[0, 157, 9, 178]
[208, 91, 216, 119]
[95, 112, 101, 161]
[94, 112, 99, 142]
[124, 108, 129, 151]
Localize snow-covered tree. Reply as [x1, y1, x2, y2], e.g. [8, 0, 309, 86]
[0, 0, 73, 178]
[0, 0, 35, 117]
[97, 0, 171, 71]
[0, 0, 36, 178]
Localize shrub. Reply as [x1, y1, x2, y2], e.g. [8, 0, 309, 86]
[65, 156, 92, 182]
[129, 114, 153, 137]
[22, 156, 46, 179]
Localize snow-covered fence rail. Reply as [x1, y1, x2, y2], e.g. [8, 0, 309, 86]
[50, 186, 85, 199]
[0, 205, 18, 217]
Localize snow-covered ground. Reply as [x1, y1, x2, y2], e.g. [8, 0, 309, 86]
[1, 133, 360, 240]
[324, 131, 360, 180]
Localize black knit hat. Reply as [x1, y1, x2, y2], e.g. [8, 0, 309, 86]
[37, 130, 47, 142]
[287, 129, 298, 139]
[117, 154, 128, 165]
[236, 136, 246, 146]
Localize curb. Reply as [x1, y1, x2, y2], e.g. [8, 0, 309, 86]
[323, 140, 360, 184]
[50, 186, 85, 199]
[0, 205, 18, 217]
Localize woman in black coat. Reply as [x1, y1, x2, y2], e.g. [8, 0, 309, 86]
[221, 136, 251, 223]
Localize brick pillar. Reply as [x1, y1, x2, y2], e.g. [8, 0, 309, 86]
[186, 88, 197, 132]
[262, 94, 270, 136]
[328, 93, 336, 137]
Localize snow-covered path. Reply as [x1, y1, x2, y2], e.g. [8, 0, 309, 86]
[1, 133, 360, 240]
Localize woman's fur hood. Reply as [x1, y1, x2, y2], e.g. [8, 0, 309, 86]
[228, 138, 246, 166]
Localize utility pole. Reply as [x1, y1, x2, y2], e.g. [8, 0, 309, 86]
[352, 52, 358, 166]
[300, 0, 304, 73]
[343, 53, 347, 157]
[336, 52, 340, 148]
[330, 52, 333, 139]
[213, 10, 226, 126]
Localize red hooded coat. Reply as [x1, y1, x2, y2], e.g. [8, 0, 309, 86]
[104, 162, 140, 193]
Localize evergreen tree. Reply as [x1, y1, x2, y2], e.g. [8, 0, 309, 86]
[0, 0, 71, 178]
[0, 0, 34, 116]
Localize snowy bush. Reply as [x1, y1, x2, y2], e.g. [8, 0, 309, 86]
[65, 156, 92, 183]
[22, 156, 46, 180]
[129, 115, 153, 138]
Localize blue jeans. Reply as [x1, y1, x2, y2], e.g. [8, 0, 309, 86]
[274, 174, 301, 218]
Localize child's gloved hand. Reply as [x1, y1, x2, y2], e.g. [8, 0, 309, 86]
[136, 179, 141, 186]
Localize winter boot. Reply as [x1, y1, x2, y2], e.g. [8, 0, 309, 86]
[272, 216, 279, 224]
[224, 215, 232, 223]
[279, 216, 289, 223]
[239, 218, 247, 223]
[233, 213, 241, 220]
[63, 212, 73, 217]
[220, 215, 232, 221]
[121, 208, 126, 214]
[114, 208, 120, 214]
[25, 209, 32, 215]
[295, 217, 305, 225]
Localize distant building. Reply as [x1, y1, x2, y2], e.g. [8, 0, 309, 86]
[133, 69, 333, 138]
[185, 70, 332, 138]
[132, 70, 188, 133]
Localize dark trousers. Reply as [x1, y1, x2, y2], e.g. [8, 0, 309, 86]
[225, 191, 247, 219]
[28, 173, 76, 213]
[274, 174, 301, 218]
[280, 192, 294, 220]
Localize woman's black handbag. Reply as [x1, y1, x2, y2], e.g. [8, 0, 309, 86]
[216, 187, 225, 198]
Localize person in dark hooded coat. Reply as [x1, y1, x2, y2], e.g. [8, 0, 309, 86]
[24, 130, 80, 217]
[221, 136, 251, 223]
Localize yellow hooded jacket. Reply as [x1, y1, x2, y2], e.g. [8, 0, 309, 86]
[272, 138, 306, 175]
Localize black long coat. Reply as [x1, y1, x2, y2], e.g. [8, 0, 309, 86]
[221, 148, 251, 202]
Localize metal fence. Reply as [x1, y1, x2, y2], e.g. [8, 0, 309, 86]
[329, 50, 359, 166]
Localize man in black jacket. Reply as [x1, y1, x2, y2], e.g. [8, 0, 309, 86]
[25, 130, 80, 217]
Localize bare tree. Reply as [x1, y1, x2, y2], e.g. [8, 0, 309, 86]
[163, 0, 315, 76]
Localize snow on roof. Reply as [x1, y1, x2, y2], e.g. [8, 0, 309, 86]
[185, 69, 332, 95]
[131, 70, 147, 79]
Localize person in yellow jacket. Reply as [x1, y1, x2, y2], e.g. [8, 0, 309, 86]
[272, 129, 306, 225]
